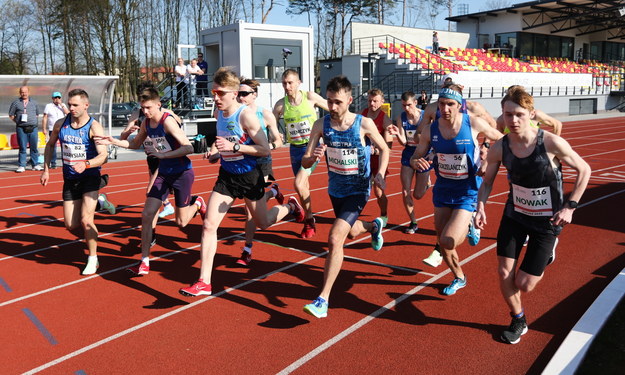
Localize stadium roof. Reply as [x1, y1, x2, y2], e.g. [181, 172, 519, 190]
[447, 0, 625, 40]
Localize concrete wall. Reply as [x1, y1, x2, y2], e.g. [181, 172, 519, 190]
[351, 22, 471, 51]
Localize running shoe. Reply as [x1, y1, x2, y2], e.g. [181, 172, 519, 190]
[128, 261, 149, 276]
[99, 193, 116, 215]
[271, 183, 284, 204]
[33, 164, 44, 171]
[501, 314, 528, 344]
[423, 247, 443, 267]
[379, 215, 388, 228]
[15, 166, 25, 173]
[523, 235, 529, 247]
[159, 203, 175, 218]
[405, 221, 419, 234]
[288, 196, 305, 223]
[300, 217, 316, 239]
[467, 217, 480, 246]
[179, 280, 212, 297]
[236, 250, 252, 267]
[442, 277, 467, 296]
[196, 196, 207, 221]
[303, 297, 328, 318]
[371, 217, 384, 251]
[82, 257, 99, 275]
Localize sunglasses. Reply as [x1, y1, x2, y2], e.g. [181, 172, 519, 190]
[53, 96, 61, 99]
[237, 91, 255, 97]
[211, 89, 237, 97]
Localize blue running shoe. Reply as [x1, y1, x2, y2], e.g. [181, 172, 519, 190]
[371, 218, 384, 251]
[303, 297, 328, 318]
[442, 277, 467, 296]
[467, 217, 480, 246]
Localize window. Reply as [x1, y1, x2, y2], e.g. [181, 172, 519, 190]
[251, 38, 302, 81]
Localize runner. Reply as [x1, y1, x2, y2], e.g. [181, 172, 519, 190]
[410, 84, 502, 295]
[179, 68, 304, 297]
[40, 89, 111, 275]
[419, 80, 497, 266]
[95, 87, 204, 275]
[273, 69, 328, 238]
[237, 77, 284, 266]
[386, 91, 429, 234]
[361, 89, 393, 227]
[496, 86, 562, 136]
[475, 86, 590, 344]
[301, 75, 389, 318]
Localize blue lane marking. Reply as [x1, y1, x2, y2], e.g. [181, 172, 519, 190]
[22, 308, 58, 345]
[0, 277, 12, 292]
[75, 370, 87, 375]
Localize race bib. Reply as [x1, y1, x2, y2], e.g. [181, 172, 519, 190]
[21, 114, 28, 123]
[512, 184, 553, 217]
[62, 144, 86, 165]
[143, 136, 172, 154]
[437, 153, 468, 180]
[287, 121, 311, 143]
[406, 129, 417, 146]
[327, 147, 358, 175]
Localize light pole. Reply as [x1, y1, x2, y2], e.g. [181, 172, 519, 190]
[367, 52, 380, 92]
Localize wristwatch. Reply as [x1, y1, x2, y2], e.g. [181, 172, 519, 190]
[85, 160, 91, 168]
[232, 143, 240, 152]
[566, 200, 578, 209]
[482, 141, 490, 148]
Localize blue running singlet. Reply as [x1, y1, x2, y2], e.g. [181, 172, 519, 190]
[217, 105, 258, 174]
[59, 115, 100, 180]
[322, 114, 371, 198]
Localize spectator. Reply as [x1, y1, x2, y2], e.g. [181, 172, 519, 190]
[196, 52, 208, 97]
[174, 58, 187, 108]
[417, 90, 429, 110]
[432, 31, 439, 54]
[42, 91, 69, 169]
[9, 86, 42, 173]
[186, 59, 203, 107]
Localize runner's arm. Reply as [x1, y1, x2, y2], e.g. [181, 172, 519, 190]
[548, 134, 591, 226]
[410, 124, 432, 171]
[388, 116, 407, 146]
[150, 116, 193, 159]
[40, 119, 64, 186]
[263, 108, 283, 149]
[363, 117, 389, 189]
[534, 109, 562, 136]
[475, 140, 503, 230]
[302, 118, 324, 169]
[308, 91, 329, 112]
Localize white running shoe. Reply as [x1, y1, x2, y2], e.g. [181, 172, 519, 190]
[159, 203, 175, 218]
[16, 166, 25, 173]
[423, 249, 443, 267]
[82, 257, 99, 275]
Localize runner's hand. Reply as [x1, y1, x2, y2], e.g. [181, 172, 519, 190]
[387, 124, 399, 136]
[94, 135, 114, 146]
[214, 136, 233, 153]
[551, 208, 574, 226]
[312, 144, 326, 161]
[40, 170, 49, 186]
[373, 173, 386, 190]
[411, 157, 432, 172]
[474, 208, 487, 230]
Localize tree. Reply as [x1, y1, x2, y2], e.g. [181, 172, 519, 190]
[484, 0, 512, 11]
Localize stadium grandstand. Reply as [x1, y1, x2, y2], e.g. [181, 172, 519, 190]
[321, 0, 625, 117]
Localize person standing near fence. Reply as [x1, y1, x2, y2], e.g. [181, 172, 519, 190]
[42, 91, 69, 169]
[174, 58, 187, 108]
[9, 86, 42, 173]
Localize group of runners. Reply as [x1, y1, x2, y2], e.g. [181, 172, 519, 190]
[38, 68, 590, 345]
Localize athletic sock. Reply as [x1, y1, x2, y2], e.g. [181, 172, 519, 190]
[88, 255, 98, 261]
[163, 201, 172, 208]
[512, 310, 524, 319]
[243, 243, 253, 254]
[141, 257, 150, 266]
[270, 187, 278, 198]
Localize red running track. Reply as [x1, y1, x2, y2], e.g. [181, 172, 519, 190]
[0, 117, 624, 374]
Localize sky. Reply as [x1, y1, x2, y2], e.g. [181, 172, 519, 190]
[263, 0, 504, 31]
